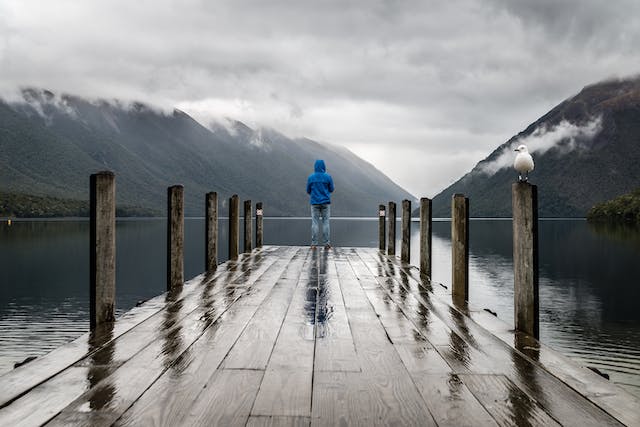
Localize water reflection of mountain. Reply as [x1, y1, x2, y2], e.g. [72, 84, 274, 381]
[587, 222, 640, 249]
[430, 219, 640, 324]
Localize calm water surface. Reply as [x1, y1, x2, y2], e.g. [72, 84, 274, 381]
[0, 218, 639, 397]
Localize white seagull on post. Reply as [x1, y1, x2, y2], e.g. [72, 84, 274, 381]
[514, 144, 534, 182]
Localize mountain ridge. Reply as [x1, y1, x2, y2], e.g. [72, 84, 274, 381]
[431, 76, 640, 218]
[0, 88, 415, 217]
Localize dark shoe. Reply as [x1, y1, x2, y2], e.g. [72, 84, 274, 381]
[310, 245, 317, 250]
[324, 244, 332, 249]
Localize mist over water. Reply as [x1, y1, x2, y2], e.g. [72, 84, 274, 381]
[0, 218, 639, 397]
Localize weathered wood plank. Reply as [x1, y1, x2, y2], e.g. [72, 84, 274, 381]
[222, 280, 297, 370]
[182, 369, 263, 426]
[358, 249, 627, 427]
[312, 371, 437, 426]
[252, 252, 317, 417]
[251, 368, 313, 417]
[314, 250, 359, 372]
[412, 373, 499, 427]
[393, 343, 452, 374]
[44, 248, 296, 426]
[247, 415, 310, 427]
[461, 374, 560, 426]
[0, 247, 266, 410]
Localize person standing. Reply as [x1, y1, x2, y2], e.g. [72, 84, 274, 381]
[306, 159, 334, 249]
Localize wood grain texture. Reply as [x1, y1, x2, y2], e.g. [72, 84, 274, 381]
[251, 368, 313, 417]
[183, 369, 263, 427]
[461, 374, 560, 427]
[247, 415, 310, 427]
[49, 249, 297, 426]
[412, 373, 498, 427]
[312, 371, 437, 426]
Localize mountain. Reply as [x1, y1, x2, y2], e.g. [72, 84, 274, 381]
[0, 89, 415, 217]
[431, 77, 640, 218]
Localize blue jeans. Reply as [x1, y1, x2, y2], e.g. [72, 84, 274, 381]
[311, 204, 330, 246]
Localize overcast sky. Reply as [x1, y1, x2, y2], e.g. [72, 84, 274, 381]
[1, 0, 639, 197]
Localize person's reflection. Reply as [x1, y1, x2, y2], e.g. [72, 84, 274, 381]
[305, 248, 318, 327]
[315, 249, 331, 338]
[87, 322, 116, 411]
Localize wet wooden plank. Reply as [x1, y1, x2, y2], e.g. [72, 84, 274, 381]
[222, 279, 298, 370]
[0, 283, 178, 408]
[182, 369, 263, 426]
[311, 371, 437, 426]
[314, 250, 360, 372]
[393, 343, 452, 374]
[246, 415, 310, 427]
[359, 249, 626, 427]
[112, 252, 302, 425]
[251, 368, 313, 417]
[0, 246, 282, 411]
[252, 253, 316, 417]
[110, 248, 301, 427]
[45, 248, 296, 426]
[412, 373, 498, 427]
[0, 252, 269, 424]
[461, 374, 560, 426]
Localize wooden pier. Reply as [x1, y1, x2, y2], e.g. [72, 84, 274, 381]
[0, 246, 638, 426]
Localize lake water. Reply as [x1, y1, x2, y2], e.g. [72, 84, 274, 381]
[1, 218, 639, 398]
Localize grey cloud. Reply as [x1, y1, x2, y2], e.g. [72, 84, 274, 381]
[1, 0, 639, 197]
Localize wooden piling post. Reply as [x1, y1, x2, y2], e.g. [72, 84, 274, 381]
[512, 182, 539, 338]
[205, 192, 218, 273]
[378, 204, 386, 251]
[256, 202, 263, 248]
[167, 185, 184, 290]
[401, 199, 411, 263]
[451, 194, 469, 303]
[420, 197, 432, 279]
[244, 200, 252, 253]
[229, 194, 240, 260]
[90, 171, 116, 329]
[387, 201, 396, 256]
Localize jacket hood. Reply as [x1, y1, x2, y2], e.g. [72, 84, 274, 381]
[314, 159, 326, 173]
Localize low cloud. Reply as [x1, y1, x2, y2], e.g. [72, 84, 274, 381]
[1, 1, 639, 196]
[478, 116, 603, 176]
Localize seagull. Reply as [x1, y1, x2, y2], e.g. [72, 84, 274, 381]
[514, 144, 534, 182]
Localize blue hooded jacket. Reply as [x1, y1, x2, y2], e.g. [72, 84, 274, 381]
[307, 160, 334, 205]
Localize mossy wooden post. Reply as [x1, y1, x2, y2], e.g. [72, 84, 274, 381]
[244, 200, 252, 253]
[401, 199, 411, 263]
[513, 182, 539, 338]
[420, 197, 432, 279]
[167, 185, 184, 290]
[378, 204, 386, 251]
[387, 201, 396, 256]
[205, 192, 218, 273]
[451, 194, 469, 303]
[229, 195, 240, 260]
[90, 171, 116, 329]
[256, 202, 264, 248]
